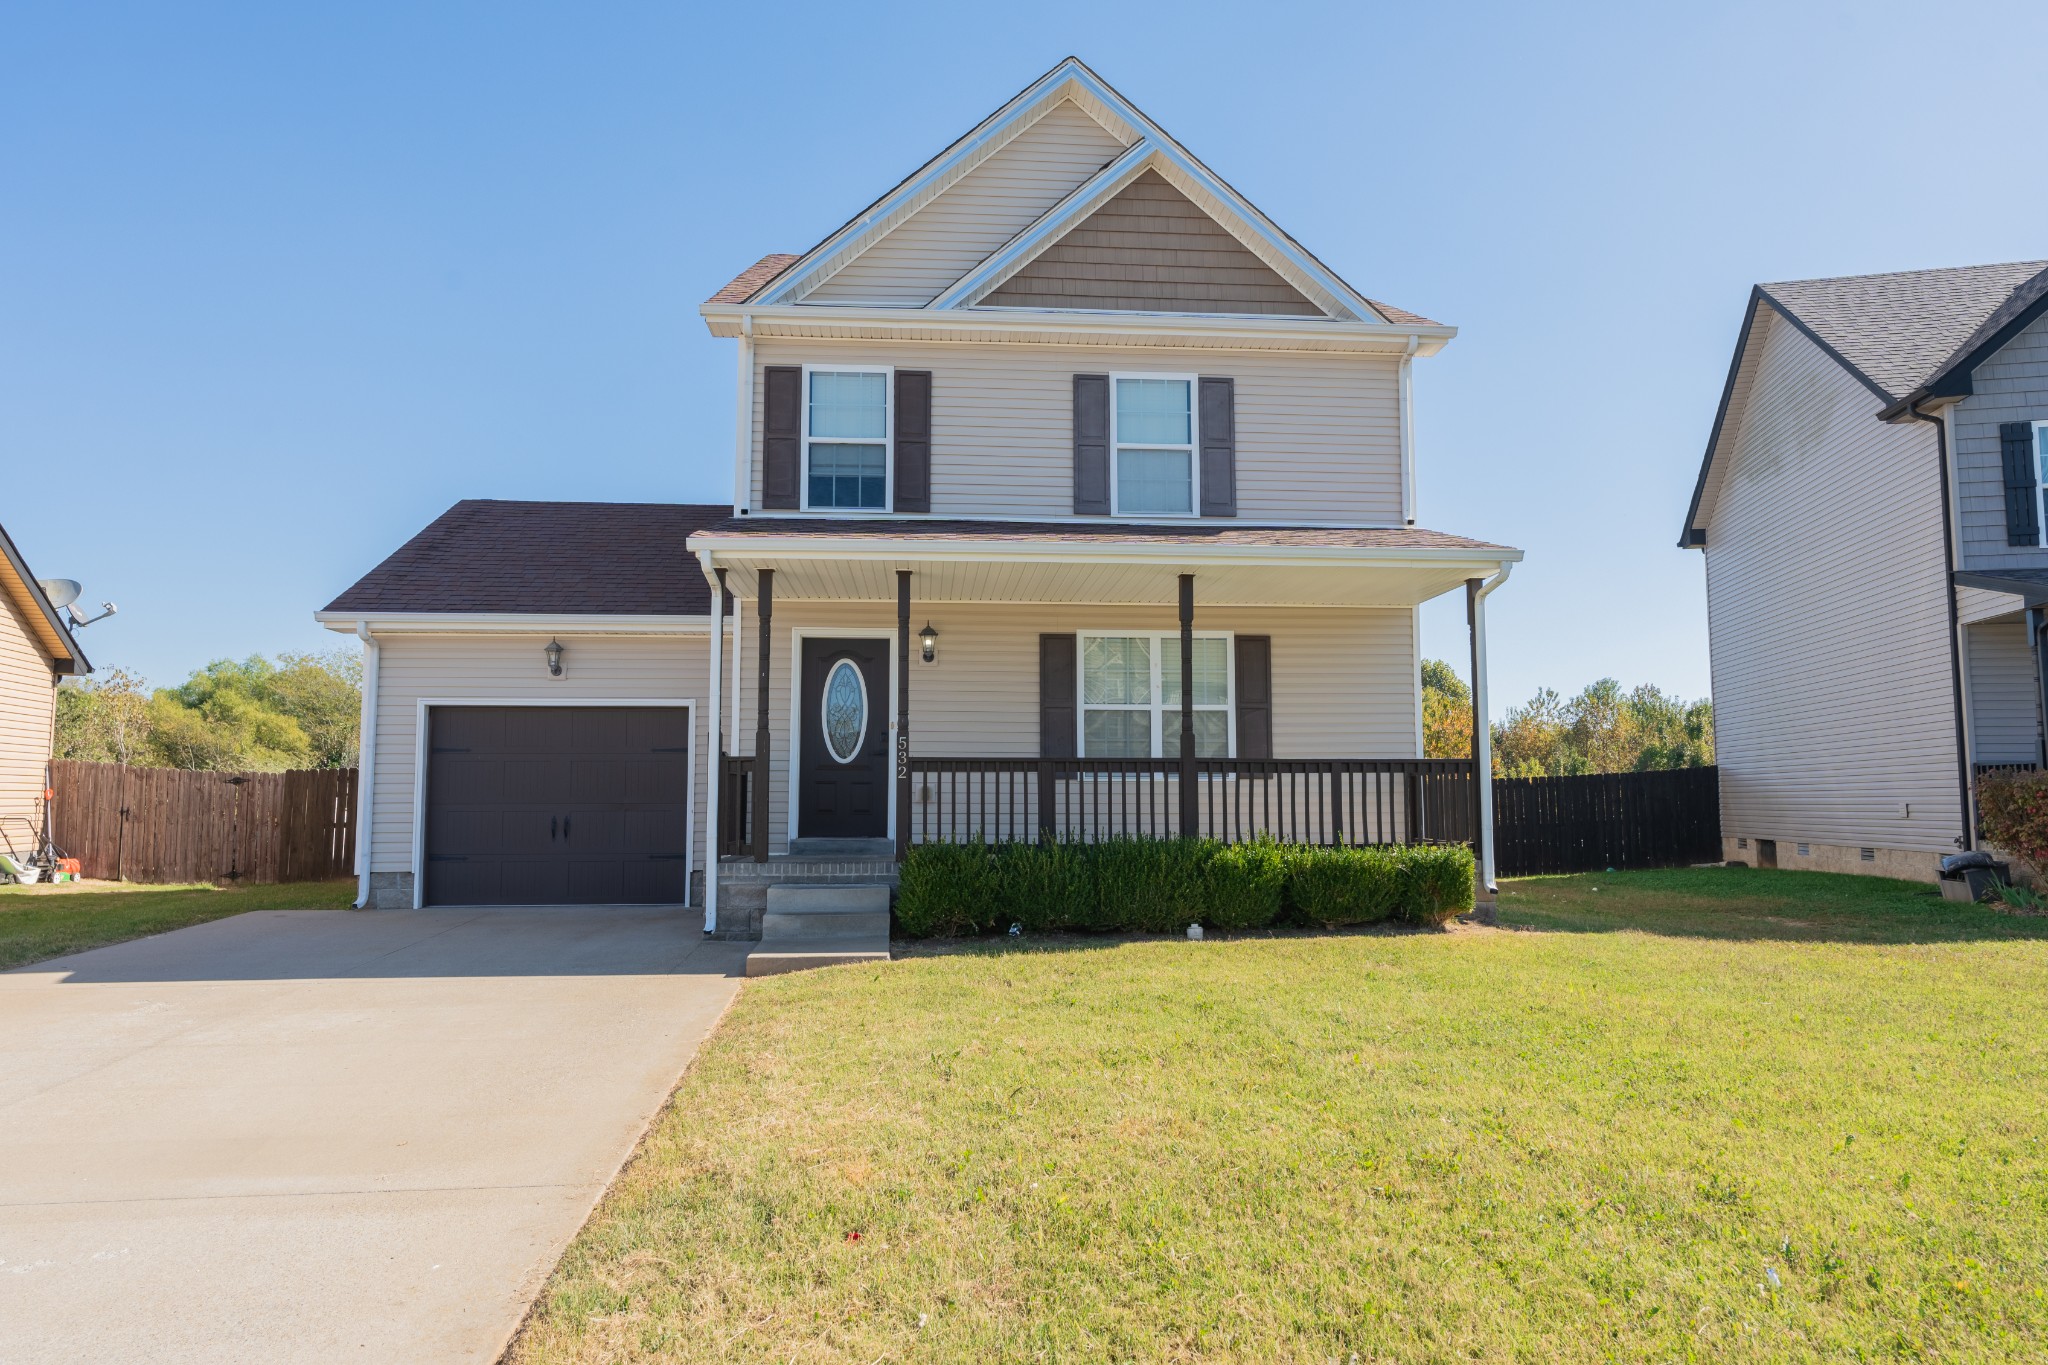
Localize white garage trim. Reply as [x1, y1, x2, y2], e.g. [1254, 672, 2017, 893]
[410, 698, 697, 911]
[786, 627, 897, 849]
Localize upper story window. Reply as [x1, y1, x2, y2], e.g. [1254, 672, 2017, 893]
[1112, 374, 1197, 517]
[1079, 631, 1232, 758]
[805, 367, 890, 511]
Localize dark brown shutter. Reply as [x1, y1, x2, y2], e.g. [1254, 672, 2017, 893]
[762, 366, 802, 509]
[2003, 421, 2039, 546]
[894, 370, 932, 513]
[1199, 376, 1237, 517]
[1073, 375, 1110, 515]
[1040, 634, 1078, 758]
[1235, 635, 1272, 759]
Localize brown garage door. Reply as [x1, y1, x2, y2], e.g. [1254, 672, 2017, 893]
[423, 706, 691, 906]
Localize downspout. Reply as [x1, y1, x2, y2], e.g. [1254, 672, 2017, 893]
[1399, 334, 1419, 525]
[733, 314, 755, 515]
[704, 557, 723, 934]
[1908, 399, 1975, 850]
[353, 622, 380, 908]
[1471, 562, 1512, 904]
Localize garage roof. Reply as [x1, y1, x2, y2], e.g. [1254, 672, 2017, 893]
[323, 500, 727, 617]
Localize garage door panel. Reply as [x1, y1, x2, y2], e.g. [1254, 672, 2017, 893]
[424, 706, 691, 908]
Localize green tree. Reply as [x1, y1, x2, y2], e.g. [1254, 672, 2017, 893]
[1420, 659, 1472, 758]
[53, 651, 363, 772]
[1490, 677, 1713, 777]
[54, 669, 154, 764]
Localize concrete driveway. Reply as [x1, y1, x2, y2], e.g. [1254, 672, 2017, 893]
[0, 905, 746, 1365]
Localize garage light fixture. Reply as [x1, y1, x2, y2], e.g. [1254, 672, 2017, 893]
[919, 622, 937, 663]
[545, 638, 565, 677]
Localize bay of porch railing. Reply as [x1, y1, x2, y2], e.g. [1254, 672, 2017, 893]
[906, 757, 1477, 848]
[718, 754, 754, 859]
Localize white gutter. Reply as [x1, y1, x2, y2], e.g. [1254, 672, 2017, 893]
[703, 555, 722, 934]
[1470, 562, 1512, 898]
[733, 315, 754, 514]
[353, 622, 380, 909]
[315, 612, 712, 634]
[1399, 334, 1419, 525]
[685, 534, 1521, 573]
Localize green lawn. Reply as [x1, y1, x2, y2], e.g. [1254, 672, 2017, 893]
[511, 866, 2048, 1363]
[0, 879, 356, 970]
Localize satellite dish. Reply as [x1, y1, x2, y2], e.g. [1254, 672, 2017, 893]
[38, 579, 81, 611]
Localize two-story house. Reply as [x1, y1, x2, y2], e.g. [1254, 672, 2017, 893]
[319, 59, 1521, 934]
[1682, 259, 2048, 879]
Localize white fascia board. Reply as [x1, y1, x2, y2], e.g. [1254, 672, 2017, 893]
[699, 301, 1454, 354]
[683, 534, 1520, 572]
[314, 611, 712, 634]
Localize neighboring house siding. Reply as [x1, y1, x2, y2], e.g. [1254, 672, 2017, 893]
[805, 100, 1129, 306]
[737, 602, 1419, 855]
[1958, 585, 2023, 627]
[983, 170, 1321, 316]
[749, 339, 1402, 522]
[365, 634, 714, 889]
[1965, 620, 2039, 764]
[1954, 306, 2048, 571]
[1702, 308, 1961, 856]
[0, 590, 57, 847]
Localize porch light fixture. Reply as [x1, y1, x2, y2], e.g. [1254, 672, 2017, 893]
[919, 622, 937, 663]
[545, 638, 565, 677]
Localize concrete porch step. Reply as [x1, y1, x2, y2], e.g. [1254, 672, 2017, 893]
[746, 884, 891, 977]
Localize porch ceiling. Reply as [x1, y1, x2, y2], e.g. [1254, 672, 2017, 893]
[690, 521, 1519, 609]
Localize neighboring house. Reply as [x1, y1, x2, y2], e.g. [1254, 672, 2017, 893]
[0, 520, 90, 866]
[319, 59, 1521, 929]
[1682, 259, 2048, 880]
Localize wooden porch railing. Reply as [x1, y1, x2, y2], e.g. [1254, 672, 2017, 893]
[718, 754, 755, 859]
[905, 757, 1477, 848]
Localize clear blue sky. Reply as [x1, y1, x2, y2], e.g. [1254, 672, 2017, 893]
[7, 1, 2045, 716]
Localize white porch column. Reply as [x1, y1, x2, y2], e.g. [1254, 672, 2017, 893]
[704, 560, 724, 932]
[1468, 564, 1512, 913]
[352, 622, 380, 909]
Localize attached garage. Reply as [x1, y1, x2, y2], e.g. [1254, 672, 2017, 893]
[423, 704, 693, 906]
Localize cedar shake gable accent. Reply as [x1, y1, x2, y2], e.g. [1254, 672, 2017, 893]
[324, 500, 727, 616]
[706, 253, 802, 305]
[688, 516, 1513, 554]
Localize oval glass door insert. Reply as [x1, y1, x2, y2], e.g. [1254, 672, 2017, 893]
[822, 659, 867, 764]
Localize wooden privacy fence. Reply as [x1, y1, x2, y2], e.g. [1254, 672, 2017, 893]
[49, 761, 357, 884]
[1492, 765, 1720, 876]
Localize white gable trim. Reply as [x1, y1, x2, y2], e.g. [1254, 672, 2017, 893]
[753, 58, 1379, 323]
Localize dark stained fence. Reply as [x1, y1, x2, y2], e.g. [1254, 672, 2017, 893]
[1492, 766, 1720, 876]
[48, 761, 356, 884]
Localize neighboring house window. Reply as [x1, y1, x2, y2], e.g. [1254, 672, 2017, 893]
[805, 367, 890, 510]
[1112, 374, 1197, 516]
[1079, 631, 1232, 757]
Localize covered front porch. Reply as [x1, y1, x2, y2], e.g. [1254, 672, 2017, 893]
[689, 519, 1518, 934]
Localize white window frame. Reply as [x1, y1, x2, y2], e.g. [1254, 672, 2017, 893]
[1076, 629, 1236, 759]
[2035, 420, 2048, 549]
[1108, 371, 1200, 519]
[801, 363, 893, 514]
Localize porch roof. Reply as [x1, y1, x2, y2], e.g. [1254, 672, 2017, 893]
[688, 517, 1519, 609]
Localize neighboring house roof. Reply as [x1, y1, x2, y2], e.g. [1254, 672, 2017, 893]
[688, 516, 1514, 554]
[703, 57, 1440, 331]
[1680, 260, 2048, 547]
[321, 500, 727, 617]
[0, 519, 88, 675]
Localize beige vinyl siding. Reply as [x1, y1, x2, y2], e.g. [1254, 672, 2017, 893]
[1702, 307, 1962, 854]
[366, 633, 713, 885]
[1957, 584, 2023, 626]
[984, 170, 1321, 316]
[0, 591, 57, 840]
[750, 339, 1402, 521]
[734, 602, 1418, 853]
[1964, 620, 2039, 765]
[805, 100, 1128, 306]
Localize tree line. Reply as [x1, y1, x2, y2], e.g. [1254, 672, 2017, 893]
[1422, 660, 1713, 776]
[56, 652, 362, 772]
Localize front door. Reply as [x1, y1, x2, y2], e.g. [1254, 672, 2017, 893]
[799, 638, 889, 839]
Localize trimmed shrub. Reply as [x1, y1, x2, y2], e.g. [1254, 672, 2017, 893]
[1398, 843, 1477, 925]
[1285, 845, 1405, 927]
[990, 839, 1095, 934]
[1091, 836, 1212, 933]
[1204, 836, 1287, 930]
[895, 840, 997, 937]
[1978, 769, 2048, 875]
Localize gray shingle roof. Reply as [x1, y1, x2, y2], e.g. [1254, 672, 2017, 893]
[1760, 260, 2048, 401]
[324, 500, 729, 616]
